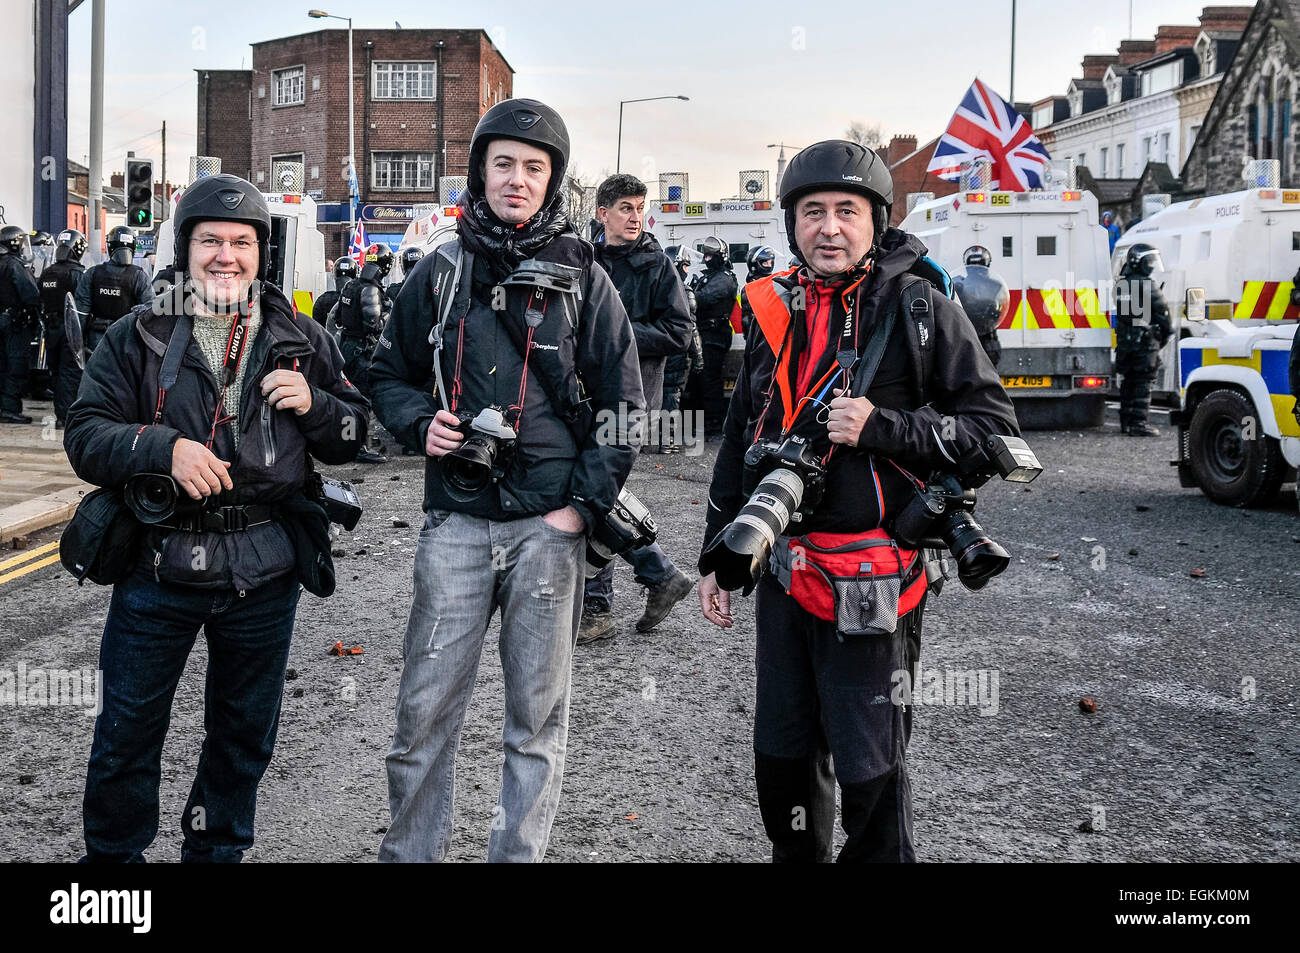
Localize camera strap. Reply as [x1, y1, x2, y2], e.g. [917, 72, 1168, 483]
[152, 313, 193, 424]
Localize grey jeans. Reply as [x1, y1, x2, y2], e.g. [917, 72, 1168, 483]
[378, 509, 585, 862]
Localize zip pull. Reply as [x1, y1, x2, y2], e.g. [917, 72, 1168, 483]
[153, 550, 162, 582]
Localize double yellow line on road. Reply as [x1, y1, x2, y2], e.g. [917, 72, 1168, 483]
[0, 541, 62, 586]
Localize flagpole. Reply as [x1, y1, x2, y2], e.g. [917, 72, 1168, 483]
[1009, 0, 1017, 103]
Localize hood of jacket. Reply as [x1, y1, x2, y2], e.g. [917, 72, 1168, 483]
[596, 229, 664, 271]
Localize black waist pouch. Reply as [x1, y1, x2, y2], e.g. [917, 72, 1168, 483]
[277, 491, 336, 597]
[59, 487, 141, 585]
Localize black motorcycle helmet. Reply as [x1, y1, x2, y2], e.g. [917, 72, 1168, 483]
[1124, 242, 1163, 277]
[399, 246, 425, 271]
[747, 244, 776, 277]
[370, 243, 395, 279]
[698, 235, 728, 270]
[466, 98, 570, 212]
[779, 140, 894, 262]
[0, 225, 30, 259]
[964, 245, 992, 268]
[31, 230, 54, 247]
[333, 256, 358, 282]
[106, 226, 137, 265]
[171, 174, 272, 279]
[55, 229, 88, 264]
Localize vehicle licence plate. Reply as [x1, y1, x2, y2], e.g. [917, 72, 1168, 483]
[1001, 375, 1051, 388]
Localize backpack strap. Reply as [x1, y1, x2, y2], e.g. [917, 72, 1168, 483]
[898, 275, 935, 406]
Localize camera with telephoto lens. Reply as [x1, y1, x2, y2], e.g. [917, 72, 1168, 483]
[889, 435, 1042, 591]
[441, 406, 517, 503]
[585, 487, 658, 578]
[309, 471, 363, 531]
[124, 473, 185, 524]
[698, 433, 826, 594]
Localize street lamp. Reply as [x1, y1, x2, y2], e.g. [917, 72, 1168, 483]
[617, 95, 689, 173]
[767, 142, 802, 195]
[308, 9, 356, 242]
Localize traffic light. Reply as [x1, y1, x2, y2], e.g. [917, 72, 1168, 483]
[126, 158, 154, 228]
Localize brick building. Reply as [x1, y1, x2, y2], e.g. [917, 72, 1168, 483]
[883, 135, 959, 225]
[197, 27, 513, 257]
[1183, 0, 1300, 195]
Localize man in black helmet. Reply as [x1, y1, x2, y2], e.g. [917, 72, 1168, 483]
[333, 243, 394, 464]
[37, 229, 89, 425]
[370, 97, 644, 862]
[952, 245, 1008, 368]
[1114, 243, 1172, 437]
[313, 256, 357, 330]
[73, 225, 154, 356]
[386, 246, 425, 304]
[64, 172, 369, 862]
[697, 140, 1017, 862]
[0, 225, 42, 423]
[691, 235, 739, 436]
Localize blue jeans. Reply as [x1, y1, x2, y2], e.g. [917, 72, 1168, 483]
[379, 510, 585, 863]
[82, 569, 299, 863]
[583, 543, 676, 611]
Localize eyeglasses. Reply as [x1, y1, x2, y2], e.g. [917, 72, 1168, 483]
[191, 238, 256, 251]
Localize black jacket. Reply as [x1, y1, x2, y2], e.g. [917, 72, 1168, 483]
[1114, 273, 1172, 353]
[594, 231, 691, 360]
[74, 261, 153, 329]
[64, 283, 370, 591]
[703, 228, 1019, 548]
[0, 255, 41, 325]
[691, 264, 738, 330]
[39, 260, 85, 326]
[369, 233, 644, 532]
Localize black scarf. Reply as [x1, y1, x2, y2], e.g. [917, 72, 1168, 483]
[457, 191, 571, 278]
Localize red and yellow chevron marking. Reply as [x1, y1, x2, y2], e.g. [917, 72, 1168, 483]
[997, 288, 1109, 330]
[293, 289, 315, 318]
[1234, 281, 1300, 320]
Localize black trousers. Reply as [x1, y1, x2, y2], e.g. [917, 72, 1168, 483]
[699, 323, 733, 432]
[1116, 348, 1157, 427]
[753, 573, 923, 862]
[0, 320, 33, 415]
[43, 324, 81, 422]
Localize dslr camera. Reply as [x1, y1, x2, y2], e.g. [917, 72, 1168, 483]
[698, 433, 825, 594]
[441, 406, 517, 502]
[889, 435, 1042, 591]
[585, 487, 658, 578]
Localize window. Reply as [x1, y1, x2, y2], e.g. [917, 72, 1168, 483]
[1160, 132, 1171, 164]
[483, 65, 489, 105]
[1100, 147, 1109, 177]
[1116, 143, 1125, 177]
[1078, 152, 1086, 170]
[1140, 60, 1182, 97]
[270, 153, 304, 192]
[1292, 231, 1300, 251]
[1033, 104, 1055, 129]
[1036, 236, 1057, 256]
[272, 66, 304, 107]
[373, 61, 437, 100]
[1142, 137, 1152, 164]
[372, 152, 435, 190]
[1002, 236, 1013, 257]
[729, 243, 749, 264]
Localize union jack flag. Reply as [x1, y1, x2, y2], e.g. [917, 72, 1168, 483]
[927, 78, 1051, 191]
[349, 221, 370, 266]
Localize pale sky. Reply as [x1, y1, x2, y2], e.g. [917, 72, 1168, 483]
[68, 0, 1237, 199]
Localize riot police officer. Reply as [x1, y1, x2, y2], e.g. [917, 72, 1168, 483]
[1114, 242, 1173, 437]
[386, 246, 425, 304]
[73, 225, 153, 355]
[332, 243, 393, 463]
[691, 235, 738, 436]
[38, 229, 88, 425]
[0, 225, 42, 423]
[952, 244, 1008, 368]
[746, 244, 776, 282]
[314, 256, 356, 330]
